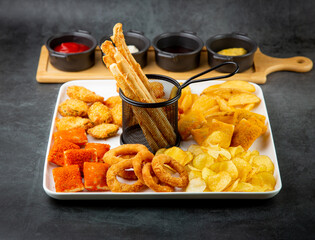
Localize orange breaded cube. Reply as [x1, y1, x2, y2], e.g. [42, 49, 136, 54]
[231, 118, 262, 150]
[64, 148, 98, 172]
[85, 143, 110, 160]
[48, 139, 80, 166]
[52, 165, 84, 192]
[83, 162, 110, 191]
[53, 128, 88, 146]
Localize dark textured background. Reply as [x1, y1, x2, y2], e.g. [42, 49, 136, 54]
[0, 0, 314, 239]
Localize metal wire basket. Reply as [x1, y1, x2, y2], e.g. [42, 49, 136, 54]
[120, 62, 239, 153]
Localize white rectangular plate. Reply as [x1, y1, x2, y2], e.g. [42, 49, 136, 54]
[43, 80, 282, 200]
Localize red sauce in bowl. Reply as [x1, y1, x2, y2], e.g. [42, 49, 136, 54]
[54, 42, 89, 53]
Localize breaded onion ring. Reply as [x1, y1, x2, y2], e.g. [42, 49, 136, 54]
[106, 159, 145, 192]
[142, 163, 174, 192]
[152, 154, 189, 188]
[103, 144, 151, 180]
[132, 151, 154, 184]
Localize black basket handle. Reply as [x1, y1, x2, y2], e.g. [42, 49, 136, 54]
[179, 62, 239, 90]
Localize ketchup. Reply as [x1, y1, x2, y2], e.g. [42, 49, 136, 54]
[54, 42, 89, 53]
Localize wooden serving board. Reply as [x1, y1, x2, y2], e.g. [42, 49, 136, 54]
[36, 46, 313, 84]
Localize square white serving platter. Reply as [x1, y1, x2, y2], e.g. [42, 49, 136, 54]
[43, 80, 282, 200]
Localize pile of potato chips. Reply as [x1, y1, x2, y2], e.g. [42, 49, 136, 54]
[177, 80, 267, 151]
[157, 145, 276, 192]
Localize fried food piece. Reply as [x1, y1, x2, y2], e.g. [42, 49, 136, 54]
[150, 82, 165, 98]
[231, 118, 262, 150]
[106, 159, 146, 192]
[56, 116, 93, 131]
[88, 102, 112, 125]
[53, 128, 88, 146]
[233, 109, 266, 132]
[104, 96, 122, 108]
[152, 154, 189, 188]
[205, 111, 235, 125]
[58, 99, 89, 117]
[83, 162, 110, 191]
[132, 150, 155, 184]
[191, 127, 210, 145]
[48, 139, 80, 166]
[110, 103, 122, 126]
[178, 111, 207, 140]
[67, 85, 104, 103]
[52, 165, 84, 192]
[103, 144, 151, 180]
[87, 123, 119, 139]
[202, 119, 235, 148]
[64, 148, 98, 172]
[103, 144, 151, 166]
[85, 143, 111, 160]
[142, 163, 174, 192]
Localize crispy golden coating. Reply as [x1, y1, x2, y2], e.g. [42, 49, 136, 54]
[104, 96, 122, 108]
[67, 86, 104, 103]
[110, 104, 122, 126]
[88, 102, 112, 125]
[150, 82, 165, 98]
[58, 99, 89, 117]
[87, 123, 119, 139]
[56, 117, 93, 131]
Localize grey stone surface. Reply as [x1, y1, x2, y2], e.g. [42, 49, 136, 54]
[0, 0, 314, 239]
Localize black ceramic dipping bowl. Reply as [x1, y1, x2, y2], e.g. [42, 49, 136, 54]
[206, 33, 257, 73]
[46, 30, 97, 72]
[100, 30, 150, 68]
[152, 31, 204, 72]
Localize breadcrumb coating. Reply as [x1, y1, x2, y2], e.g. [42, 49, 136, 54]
[87, 123, 119, 139]
[88, 102, 112, 125]
[52, 165, 84, 192]
[67, 85, 104, 103]
[56, 116, 93, 131]
[58, 99, 89, 117]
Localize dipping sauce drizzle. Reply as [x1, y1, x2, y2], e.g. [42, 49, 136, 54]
[54, 42, 89, 53]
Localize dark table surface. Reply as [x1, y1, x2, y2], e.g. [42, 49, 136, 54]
[1, 0, 314, 239]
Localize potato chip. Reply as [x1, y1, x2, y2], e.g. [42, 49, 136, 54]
[219, 80, 256, 92]
[191, 127, 210, 145]
[231, 118, 262, 150]
[233, 182, 255, 192]
[192, 152, 215, 170]
[164, 147, 193, 166]
[203, 146, 231, 160]
[224, 178, 240, 192]
[186, 178, 207, 192]
[201, 167, 216, 181]
[207, 171, 232, 192]
[202, 119, 234, 148]
[228, 146, 245, 158]
[204, 105, 220, 117]
[178, 111, 207, 140]
[250, 172, 276, 191]
[228, 93, 261, 106]
[202, 88, 249, 100]
[191, 95, 217, 113]
[206, 111, 235, 125]
[188, 170, 202, 180]
[155, 148, 166, 156]
[187, 144, 204, 156]
[242, 103, 256, 111]
[233, 109, 266, 126]
[215, 96, 235, 112]
[210, 161, 238, 180]
[232, 157, 253, 182]
[251, 155, 274, 174]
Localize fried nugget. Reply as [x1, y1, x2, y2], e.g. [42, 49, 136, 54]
[87, 123, 119, 139]
[150, 82, 165, 98]
[56, 117, 93, 131]
[88, 102, 112, 125]
[104, 96, 122, 108]
[58, 99, 89, 117]
[85, 143, 111, 160]
[110, 104, 122, 126]
[67, 86, 104, 103]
